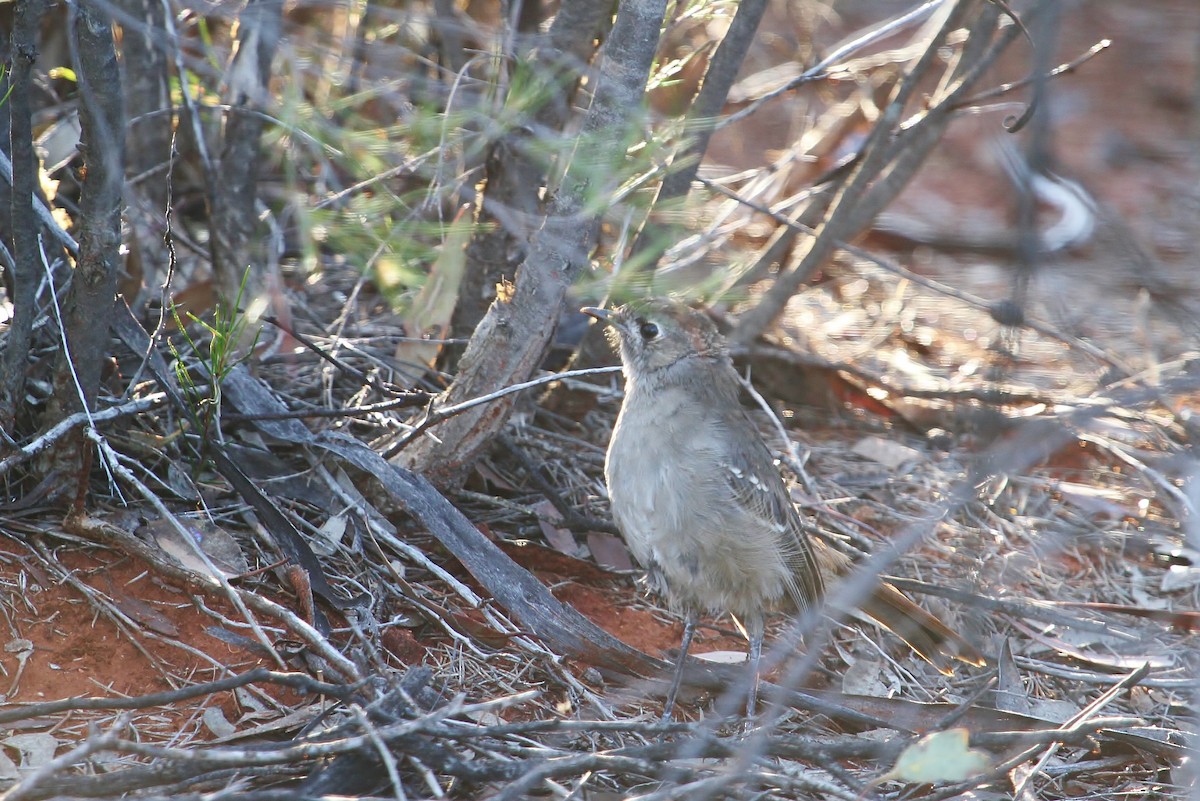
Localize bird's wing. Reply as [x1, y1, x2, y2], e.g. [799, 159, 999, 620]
[719, 414, 825, 609]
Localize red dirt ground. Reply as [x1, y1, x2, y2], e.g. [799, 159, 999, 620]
[0, 540, 235, 702]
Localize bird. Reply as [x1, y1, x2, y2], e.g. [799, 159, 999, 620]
[582, 298, 983, 721]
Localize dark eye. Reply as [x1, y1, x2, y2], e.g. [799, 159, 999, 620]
[639, 321, 660, 340]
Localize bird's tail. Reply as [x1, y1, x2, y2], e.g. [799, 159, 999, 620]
[857, 581, 985, 673]
[814, 540, 985, 672]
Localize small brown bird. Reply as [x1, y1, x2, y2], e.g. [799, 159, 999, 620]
[583, 298, 982, 720]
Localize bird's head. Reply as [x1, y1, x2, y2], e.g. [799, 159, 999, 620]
[582, 298, 727, 376]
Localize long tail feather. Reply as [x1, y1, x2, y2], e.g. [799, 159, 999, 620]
[813, 539, 985, 672]
[859, 581, 985, 673]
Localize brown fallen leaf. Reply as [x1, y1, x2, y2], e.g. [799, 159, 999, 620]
[535, 500, 579, 556]
[587, 532, 633, 571]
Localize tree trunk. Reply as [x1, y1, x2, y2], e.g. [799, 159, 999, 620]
[42, 0, 125, 496]
[0, 0, 46, 435]
[113, 0, 173, 305]
[446, 0, 612, 360]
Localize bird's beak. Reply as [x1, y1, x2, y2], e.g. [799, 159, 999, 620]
[581, 306, 613, 325]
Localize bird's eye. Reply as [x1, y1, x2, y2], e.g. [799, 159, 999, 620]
[639, 321, 660, 340]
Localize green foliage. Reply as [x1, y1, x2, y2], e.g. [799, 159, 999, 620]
[160, 1, 735, 318]
[168, 269, 261, 456]
[48, 66, 76, 83]
[259, 43, 489, 302]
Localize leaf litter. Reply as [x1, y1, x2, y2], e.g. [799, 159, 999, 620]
[2, 3, 1198, 800]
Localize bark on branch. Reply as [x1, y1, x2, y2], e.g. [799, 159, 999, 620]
[0, 0, 47, 434]
[401, 0, 670, 486]
[210, 0, 283, 308]
[448, 0, 612, 349]
[41, 0, 125, 488]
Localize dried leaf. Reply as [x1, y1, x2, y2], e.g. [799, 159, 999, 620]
[883, 728, 990, 784]
[209, 707, 323, 744]
[4, 638, 32, 656]
[587, 532, 633, 571]
[992, 638, 1031, 716]
[1012, 620, 1173, 670]
[841, 653, 889, 697]
[203, 706, 238, 739]
[35, 110, 81, 174]
[2, 733, 59, 770]
[851, 436, 921, 470]
[145, 519, 250, 580]
[315, 512, 349, 556]
[692, 650, 748, 664]
[1161, 565, 1200, 593]
[1026, 697, 1081, 724]
[166, 460, 202, 500]
[110, 593, 179, 637]
[1054, 481, 1133, 520]
[535, 501, 578, 555]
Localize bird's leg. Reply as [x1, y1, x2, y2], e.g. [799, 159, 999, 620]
[661, 609, 698, 724]
[746, 629, 763, 722]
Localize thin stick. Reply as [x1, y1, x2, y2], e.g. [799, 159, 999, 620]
[386, 365, 622, 455]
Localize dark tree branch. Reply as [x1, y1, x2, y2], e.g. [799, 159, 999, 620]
[41, 0, 125, 490]
[0, 0, 46, 434]
[567, 0, 770, 374]
[732, 0, 1035, 345]
[628, 0, 770, 275]
[113, 0, 173, 303]
[448, 0, 612, 349]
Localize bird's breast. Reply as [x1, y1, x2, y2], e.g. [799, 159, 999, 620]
[604, 385, 793, 620]
[605, 387, 711, 550]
